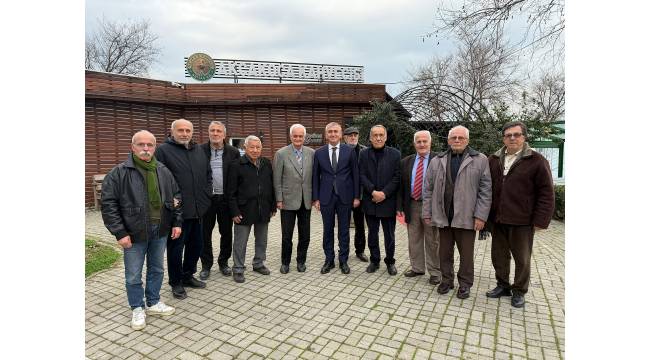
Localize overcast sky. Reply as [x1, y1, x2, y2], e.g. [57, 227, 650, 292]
[85, 0, 463, 96]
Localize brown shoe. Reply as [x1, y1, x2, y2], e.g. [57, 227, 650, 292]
[404, 270, 425, 277]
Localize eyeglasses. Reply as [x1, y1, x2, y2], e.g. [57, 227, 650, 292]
[503, 133, 523, 139]
[134, 143, 155, 148]
[448, 136, 467, 141]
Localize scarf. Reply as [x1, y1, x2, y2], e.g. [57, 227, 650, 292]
[132, 154, 162, 212]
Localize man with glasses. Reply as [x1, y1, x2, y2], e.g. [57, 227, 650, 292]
[101, 130, 182, 330]
[485, 121, 555, 308]
[422, 125, 491, 299]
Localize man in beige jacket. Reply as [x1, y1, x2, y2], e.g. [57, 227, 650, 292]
[273, 124, 315, 274]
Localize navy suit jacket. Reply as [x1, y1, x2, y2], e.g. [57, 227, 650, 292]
[312, 143, 359, 206]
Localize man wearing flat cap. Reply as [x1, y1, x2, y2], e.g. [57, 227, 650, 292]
[343, 126, 369, 262]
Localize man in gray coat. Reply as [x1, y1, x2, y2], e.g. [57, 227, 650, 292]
[422, 125, 492, 299]
[273, 124, 315, 273]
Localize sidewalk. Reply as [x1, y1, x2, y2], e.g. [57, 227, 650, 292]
[85, 210, 564, 359]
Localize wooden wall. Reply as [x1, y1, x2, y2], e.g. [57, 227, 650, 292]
[85, 71, 384, 207]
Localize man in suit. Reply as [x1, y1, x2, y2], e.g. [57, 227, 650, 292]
[312, 122, 360, 275]
[486, 121, 554, 308]
[273, 124, 315, 274]
[199, 121, 240, 280]
[422, 125, 492, 300]
[343, 126, 369, 262]
[227, 135, 276, 283]
[359, 125, 401, 275]
[397, 130, 441, 285]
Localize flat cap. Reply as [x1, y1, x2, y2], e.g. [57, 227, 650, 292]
[343, 127, 360, 135]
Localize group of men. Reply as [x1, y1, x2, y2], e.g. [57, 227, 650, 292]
[101, 118, 554, 331]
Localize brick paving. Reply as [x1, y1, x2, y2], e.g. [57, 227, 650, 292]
[85, 210, 564, 359]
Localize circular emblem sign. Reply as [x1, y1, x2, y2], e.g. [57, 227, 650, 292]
[186, 53, 215, 81]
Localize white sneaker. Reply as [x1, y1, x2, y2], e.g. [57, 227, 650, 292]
[146, 301, 175, 316]
[131, 307, 146, 330]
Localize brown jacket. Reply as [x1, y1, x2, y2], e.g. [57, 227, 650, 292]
[488, 143, 555, 228]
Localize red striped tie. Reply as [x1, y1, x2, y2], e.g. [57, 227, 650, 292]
[412, 156, 425, 200]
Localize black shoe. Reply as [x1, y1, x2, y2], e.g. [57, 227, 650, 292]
[340, 262, 350, 274]
[356, 253, 369, 262]
[486, 286, 512, 298]
[404, 270, 425, 278]
[182, 276, 206, 289]
[511, 293, 525, 308]
[437, 283, 454, 295]
[172, 285, 187, 300]
[280, 264, 290, 274]
[456, 286, 470, 299]
[320, 261, 335, 274]
[387, 264, 397, 276]
[297, 263, 306, 272]
[429, 276, 441, 285]
[219, 265, 232, 276]
[366, 263, 379, 273]
[199, 269, 210, 280]
[253, 266, 271, 275]
[233, 272, 245, 283]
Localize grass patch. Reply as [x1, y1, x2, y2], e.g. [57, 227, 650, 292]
[85, 238, 120, 277]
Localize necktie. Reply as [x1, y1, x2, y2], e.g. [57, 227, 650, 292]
[331, 146, 338, 171]
[412, 156, 425, 200]
[296, 151, 303, 175]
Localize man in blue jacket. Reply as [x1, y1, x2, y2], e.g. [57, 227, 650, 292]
[312, 122, 360, 275]
[101, 130, 182, 330]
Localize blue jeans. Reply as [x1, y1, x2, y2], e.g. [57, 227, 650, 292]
[123, 224, 166, 309]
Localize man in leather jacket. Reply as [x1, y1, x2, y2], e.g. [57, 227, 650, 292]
[101, 130, 182, 330]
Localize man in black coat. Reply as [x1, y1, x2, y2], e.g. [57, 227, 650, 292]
[155, 119, 212, 300]
[199, 121, 240, 280]
[101, 130, 182, 330]
[226, 135, 276, 283]
[359, 125, 401, 275]
[343, 126, 369, 262]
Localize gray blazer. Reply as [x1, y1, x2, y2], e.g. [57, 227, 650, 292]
[421, 148, 492, 230]
[273, 144, 315, 210]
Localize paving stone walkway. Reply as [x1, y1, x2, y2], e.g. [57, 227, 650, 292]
[85, 210, 564, 360]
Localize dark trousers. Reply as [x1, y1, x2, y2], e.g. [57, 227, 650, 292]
[280, 202, 311, 265]
[491, 223, 535, 294]
[200, 194, 233, 270]
[352, 205, 366, 254]
[439, 227, 476, 288]
[167, 218, 203, 286]
[365, 214, 396, 265]
[320, 194, 352, 264]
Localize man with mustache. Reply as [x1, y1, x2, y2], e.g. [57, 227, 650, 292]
[101, 130, 182, 330]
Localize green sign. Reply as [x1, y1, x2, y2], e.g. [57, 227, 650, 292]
[186, 53, 215, 81]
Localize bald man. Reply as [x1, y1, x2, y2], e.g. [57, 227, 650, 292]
[155, 119, 212, 300]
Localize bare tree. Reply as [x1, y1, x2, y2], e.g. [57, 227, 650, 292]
[85, 18, 161, 76]
[528, 71, 565, 122]
[405, 30, 518, 122]
[428, 0, 565, 65]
